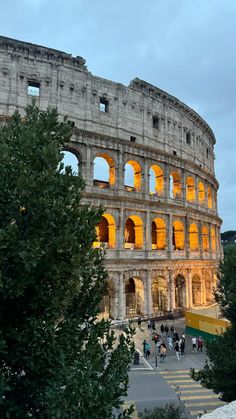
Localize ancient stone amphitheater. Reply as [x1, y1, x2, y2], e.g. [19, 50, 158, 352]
[0, 36, 222, 320]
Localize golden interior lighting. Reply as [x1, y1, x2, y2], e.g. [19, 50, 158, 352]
[211, 226, 216, 251]
[207, 186, 213, 209]
[189, 223, 199, 251]
[93, 214, 116, 249]
[202, 225, 209, 251]
[186, 176, 196, 202]
[170, 171, 182, 198]
[124, 215, 143, 249]
[152, 218, 166, 250]
[173, 220, 185, 250]
[198, 181, 205, 205]
[150, 165, 164, 195]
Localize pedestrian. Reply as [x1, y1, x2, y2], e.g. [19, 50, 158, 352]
[167, 335, 173, 350]
[145, 342, 151, 359]
[152, 333, 159, 344]
[152, 320, 156, 331]
[142, 339, 147, 356]
[173, 329, 179, 342]
[192, 336, 197, 353]
[160, 344, 167, 363]
[156, 339, 161, 353]
[180, 338, 185, 355]
[197, 336, 203, 352]
[170, 325, 174, 335]
[160, 324, 164, 336]
[138, 317, 142, 328]
[147, 319, 151, 330]
[174, 341, 181, 362]
[164, 324, 169, 336]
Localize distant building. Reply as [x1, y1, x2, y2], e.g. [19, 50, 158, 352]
[221, 231, 236, 246]
[0, 36, 223, 319]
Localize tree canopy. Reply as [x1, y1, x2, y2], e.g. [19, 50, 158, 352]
[191, 245, 236, 402]
[0, 104, 134, 418]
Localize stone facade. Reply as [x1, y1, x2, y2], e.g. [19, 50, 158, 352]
[0, 36, 222, 320]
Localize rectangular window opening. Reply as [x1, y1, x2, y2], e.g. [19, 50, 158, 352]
[27, 81, 40, 96]
[186, 132, 191, 144]
[173, 150, 177, 156]
[99, 98, 109, 113]
[130, 136, 136, 142]
[153, 116, 159, 129]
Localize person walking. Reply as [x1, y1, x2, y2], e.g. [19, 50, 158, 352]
[160, 344, 167, 363]
[164, 324, 169, 336]
[180, 338, 185, 355]
[147, 319, 151, 331]
[142, 339, 147, 357]
[145, 342, 151, 359]
[170, 325, 174, 335]
[174, 341, 181, 362]
[192, 336, 197, 353]
[198, 336, 203, 352]
[167, 335, 173, 350]
[152, 320, 156, 331]
[160, 324, 164, 336]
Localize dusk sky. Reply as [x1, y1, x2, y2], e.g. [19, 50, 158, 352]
[1, 0, 236, 231]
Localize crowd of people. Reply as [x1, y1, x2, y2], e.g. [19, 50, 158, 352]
[141, 321, 204, 363]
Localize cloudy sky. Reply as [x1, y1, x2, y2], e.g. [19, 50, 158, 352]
[1, 0, 235, 231]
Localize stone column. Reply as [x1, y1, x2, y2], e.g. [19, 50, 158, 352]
[111, 275, 119, 320]
[145, 210, 151, 251]
[117, 150, 124, 192]
[167, 214, 173, 256]
[85, 146, 93, 188]
[181, 168, 186, 202]
[145, 270, 152, 316]
[164, 163, 170, 199]
[168, 269, 175, 311]
[143, 160, 150, 199]
[117, 208, 124, 250]
[187, 269, 193, 308]
[201, 277, 206, 305]
[118, 272, 125, 320]
[185, 217, 190, 257]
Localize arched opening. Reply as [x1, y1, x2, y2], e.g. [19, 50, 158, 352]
[149, 165, 164, 196]
[173, 221, 185, 250]
[189, 223, 199, 251]
[211, 226, 216, 251]
[152, 277, 168, 314]
[152, 218, 166, 250]
[98, 280, 115, 319]
[61, 150, 80, 175]
[124, 160, 141, 191]
[198, 181, 205, 205]
[186, 176, 196, 202]
[125, 277, 144, 316]
[124, 215, 143, 249]
[170, 171, 182, 199]
[202, 225, 209, 251]
[175, 275, 186, 308]
[205, 272, 213, 303]
[192, 274, 202, 306]
[207, 186, 213, 209]
[94, 214, 116, 249]
[93, 154, 115, 188]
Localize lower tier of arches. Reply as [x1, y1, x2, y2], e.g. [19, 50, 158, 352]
[98, 263, 218, 320]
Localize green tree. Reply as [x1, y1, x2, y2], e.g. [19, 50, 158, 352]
[191, 245, 236, 402]
[138, 403, 187, 419]
[0, 104, 134, 418]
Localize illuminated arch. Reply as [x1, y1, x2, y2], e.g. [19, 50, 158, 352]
[170, 171, 182, 198]
[198, 181, 205, 205]
[61, 150, 80, 175]
[211, 226, 216, 251]
[124, 215, 143, 249]
[186, 176, 196, 202]
[192, 274, 201, 306]
[189, 223, 199, 251]
[173, 220, 185, 250]
[202, 225, 209, 251]
[124, 160, 141, 191]
[93, 153, 115, 188]
[152, 277, 168, 314]
[149, 165, 164, 195]
[125, 277, 144, 316]
[175, 275, 186, 308]
[207, 186, 213, 209]
[94, 214, 116, 249]
[152, 218, 166, 250]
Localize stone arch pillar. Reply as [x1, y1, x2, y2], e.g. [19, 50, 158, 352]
[117, 208, 124, 249]
[118, 150, 124, 192]
[118, 272, 125, 320]
[143, 160, 150, 198]
[168, 269, 175, 311]
[164, 163, 170, 199]
[187, 269, 193, 308]
[145, 270, 152, 316]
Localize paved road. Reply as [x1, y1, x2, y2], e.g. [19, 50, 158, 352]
[122, 318, 226, 418]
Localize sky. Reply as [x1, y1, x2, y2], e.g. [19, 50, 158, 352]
[1, 0, 236, 232]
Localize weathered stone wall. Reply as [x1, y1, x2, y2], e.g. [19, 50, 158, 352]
[0, 36, 222, 320]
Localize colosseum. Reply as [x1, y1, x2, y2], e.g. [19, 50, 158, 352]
[0, 36, 222, 320]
